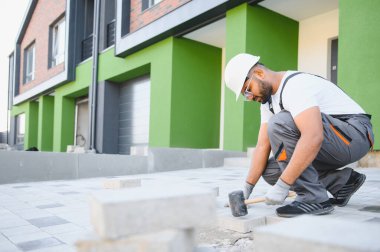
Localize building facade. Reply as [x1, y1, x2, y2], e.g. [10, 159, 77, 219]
[7, 0, 380, 153]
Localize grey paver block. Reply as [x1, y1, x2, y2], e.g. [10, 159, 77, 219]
[103, 178, 141, 189]
[27, 216, 69, 228]
[0, 218, 30, 229]
[90, 185, 216, 239]
[265, 215, 285, 225]
[0, 241, 22, 252]
[41, 223, 86, 235]
[7, 231, 52, 244]
[36, 203, 64, 209]
[76, 229, 195, 252]
[0, 225, 40, 237]
[360, 205, 380, 213]
[16, 237, 62, 251]
[58, 191, 80, 195]
[0, 234, 7, 243]
[255, 215, 380, 252]
[29, 244, 76, 252]
[14, 209, 54, 220]
[53, 230, 93, 245]
[366, 217, 380, 223]
[217, 213, 266, 233]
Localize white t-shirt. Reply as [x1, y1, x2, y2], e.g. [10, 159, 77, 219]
[260, 71, 366, 124]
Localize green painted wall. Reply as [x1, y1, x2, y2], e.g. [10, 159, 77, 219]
[339, 0, 380, 149]
[11, 103, 28, 117]
[26, 101, 39, 149]
[38, 96, 54, 151]
[18, 101, 38, 150]
[171, 38, 222, 148]
[224, 3, 298, 151]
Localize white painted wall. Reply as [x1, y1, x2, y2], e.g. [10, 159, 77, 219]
[298, 9, 339, 79]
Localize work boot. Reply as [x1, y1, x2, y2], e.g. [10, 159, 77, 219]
[329, 170, 366, 207]
[276, 200, 334, 218]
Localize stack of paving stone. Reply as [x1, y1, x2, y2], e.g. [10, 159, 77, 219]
[76, 183, 217, 252]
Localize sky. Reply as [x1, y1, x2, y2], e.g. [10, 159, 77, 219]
[0, 1, 30, 132]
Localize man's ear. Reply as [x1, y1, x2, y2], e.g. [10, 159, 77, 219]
[253, 67, 265, 80]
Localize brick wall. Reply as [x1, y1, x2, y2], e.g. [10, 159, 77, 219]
[19, 0, 66, 95]
[130, 0, 191, 33]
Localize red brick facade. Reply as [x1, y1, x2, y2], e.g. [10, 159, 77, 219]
[19, 0, 66, 94]
[130, 0, 191, 33]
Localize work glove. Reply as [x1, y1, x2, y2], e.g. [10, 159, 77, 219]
[265, 179, 290, 205]
[243, 181, 255, 199]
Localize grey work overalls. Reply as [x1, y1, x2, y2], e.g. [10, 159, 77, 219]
[262, 73, 375, 203]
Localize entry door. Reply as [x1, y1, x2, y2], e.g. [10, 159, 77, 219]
[118, 76, 150, 155]
[75, 98, 89, 147]
[330, 38, 338, 84]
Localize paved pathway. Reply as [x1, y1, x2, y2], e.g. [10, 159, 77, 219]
[0, 167, 379, 251]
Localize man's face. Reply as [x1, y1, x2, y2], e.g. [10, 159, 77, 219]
[241, 74, 272, 104]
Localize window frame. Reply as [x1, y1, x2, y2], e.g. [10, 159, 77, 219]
[50, 15, 66, 68]
[142, 0, 163, 11]
[23, 42, 36, 84]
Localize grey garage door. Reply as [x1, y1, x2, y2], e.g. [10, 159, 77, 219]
[118, 76, 151, 154]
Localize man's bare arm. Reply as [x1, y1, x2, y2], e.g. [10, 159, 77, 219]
[246, 123, 272, 185]
[279, 106, 324, 185]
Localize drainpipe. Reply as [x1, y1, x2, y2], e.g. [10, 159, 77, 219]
[88, 0, 101, 153]
[7, 52, 15, 146]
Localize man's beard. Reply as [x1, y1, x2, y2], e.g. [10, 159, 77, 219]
[257, 79, 273, 104]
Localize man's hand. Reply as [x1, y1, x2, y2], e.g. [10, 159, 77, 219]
[265, 179, 290, 205]
[243, 181, 255, 199]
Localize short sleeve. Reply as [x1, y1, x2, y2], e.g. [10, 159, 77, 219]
[260, 103, 272, 124]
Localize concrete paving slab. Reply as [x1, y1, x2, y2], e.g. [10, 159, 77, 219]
[40, 223, 86, 235]
[54, 230, 90, 245]
[103, 178, 141, 189]
[255, 215, 380, 252]
[0, 218, 31, 229]
[0, 241, 22, 252]
[16, 237, 62, 251]
[218, 213, 266, 233]
[0, 225, 40, 237]
[36, 203, 65, 209]
[7, 230, 51, 244]
[27, 216, 69, 228]
[90, 185, 217, 239]
[31, 244, 76, 252]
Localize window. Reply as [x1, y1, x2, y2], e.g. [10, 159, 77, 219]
[51, 17, 66, 67]
[142, 0, 162, 11]
[24, 43, 35, 83]
[16, 113, 25, 145]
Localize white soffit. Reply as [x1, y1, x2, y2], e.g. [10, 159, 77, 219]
[183, 18, 226, 48]
[258, 0, 338, 21]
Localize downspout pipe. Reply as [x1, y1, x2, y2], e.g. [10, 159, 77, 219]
[7, 52, 15, 146]
[88, 0, 101, 153]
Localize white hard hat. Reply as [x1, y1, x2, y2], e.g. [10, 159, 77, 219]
[224, 54, 260, 101]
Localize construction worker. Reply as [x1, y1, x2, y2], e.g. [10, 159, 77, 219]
[224, 53, 374, 217]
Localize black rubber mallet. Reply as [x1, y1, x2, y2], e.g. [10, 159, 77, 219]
[228, 190, 296, 217]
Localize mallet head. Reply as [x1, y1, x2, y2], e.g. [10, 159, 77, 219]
[228, 190, 248, 217]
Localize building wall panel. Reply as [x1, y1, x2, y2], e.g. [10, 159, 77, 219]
[19, 0, 66, 94]
[130, 0, 191, 33]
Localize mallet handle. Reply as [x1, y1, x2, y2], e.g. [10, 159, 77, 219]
[244, 191, 296, 205]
